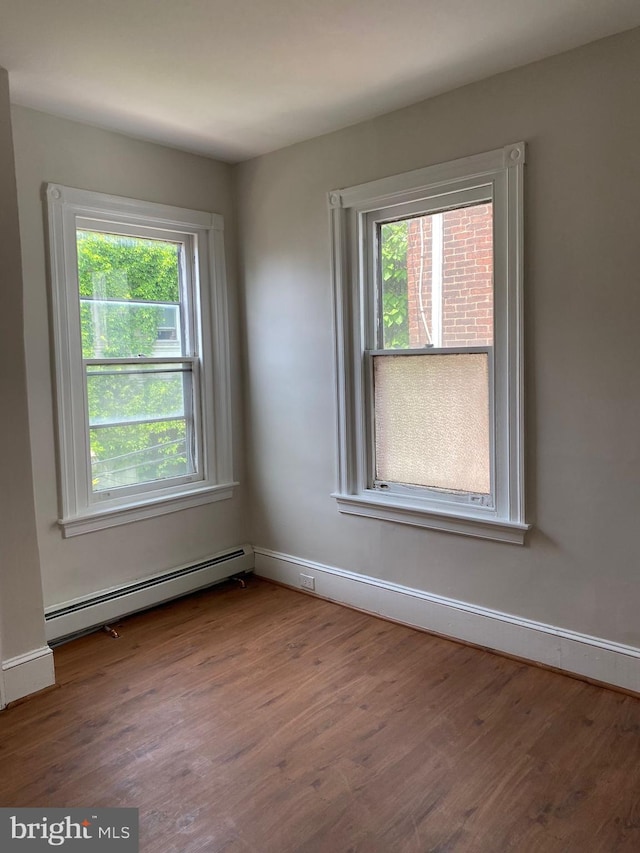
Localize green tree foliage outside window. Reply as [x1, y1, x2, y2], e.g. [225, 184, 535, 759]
[380, 221, 409, 348]
[77, 230, 180, 358]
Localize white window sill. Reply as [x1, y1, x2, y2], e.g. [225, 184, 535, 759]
[59, 482, 238, 538]
[333, 492, 530, 545]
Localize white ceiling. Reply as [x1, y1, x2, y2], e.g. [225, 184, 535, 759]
[1, 1, 639, 163]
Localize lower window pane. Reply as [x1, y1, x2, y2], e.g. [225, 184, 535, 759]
[90, 419, 192, 492]
[374, 352, 490, 494]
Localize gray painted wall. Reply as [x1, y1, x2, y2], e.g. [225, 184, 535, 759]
[237, 28, 640, 645]
[11, 106, 248, 609]
[0, 71, 47, 662]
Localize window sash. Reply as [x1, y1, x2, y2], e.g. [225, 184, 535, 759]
[366, 347, 495, 508]
[83, 356, 202, 502]
[75, 219, 197, 359]
[74, 222, 203, 506]
[365, 186, 494, 353]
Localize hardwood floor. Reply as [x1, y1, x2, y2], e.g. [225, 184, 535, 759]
[1, 577, 640, 852]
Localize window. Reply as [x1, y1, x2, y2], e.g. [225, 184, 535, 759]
[329, 143, 529, 543]
[47, 185, 235, 536]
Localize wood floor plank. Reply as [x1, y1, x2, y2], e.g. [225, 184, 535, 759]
[1, 577, 640, 852]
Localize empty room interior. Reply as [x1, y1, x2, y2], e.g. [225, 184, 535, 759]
[1, 2, 640, 850]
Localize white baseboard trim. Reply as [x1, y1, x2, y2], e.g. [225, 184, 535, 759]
[1, 646, 55, 707]
[254, 547, 640, 694]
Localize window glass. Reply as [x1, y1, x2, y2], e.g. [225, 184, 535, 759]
[86, 363, 189, 426]
[77, 231, 183, 358]
[78, 230, 194, 495]
[89, 420, 190, 492]
[379, 203, 493, 350]
[373, 352, 491, 494]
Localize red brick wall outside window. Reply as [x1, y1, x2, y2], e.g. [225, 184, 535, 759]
[406, 203, 493, 348]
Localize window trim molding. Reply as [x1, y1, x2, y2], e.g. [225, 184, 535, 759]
[329, 143, 529, 544]
[58, 484, 236, 537]
[46, 184, 236, 537]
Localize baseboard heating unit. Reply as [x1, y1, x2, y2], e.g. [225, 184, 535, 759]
[45, 544, 254, 643]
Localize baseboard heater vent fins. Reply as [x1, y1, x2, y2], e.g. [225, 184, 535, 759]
[45, 544, 254, 643]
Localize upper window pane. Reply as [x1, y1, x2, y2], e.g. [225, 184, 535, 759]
[379, 202, 493, 349]
[77, 230, 183, 358]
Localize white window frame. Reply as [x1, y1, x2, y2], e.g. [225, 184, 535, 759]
[47, 184, 236, 537]
[329, 143, 529, 544]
